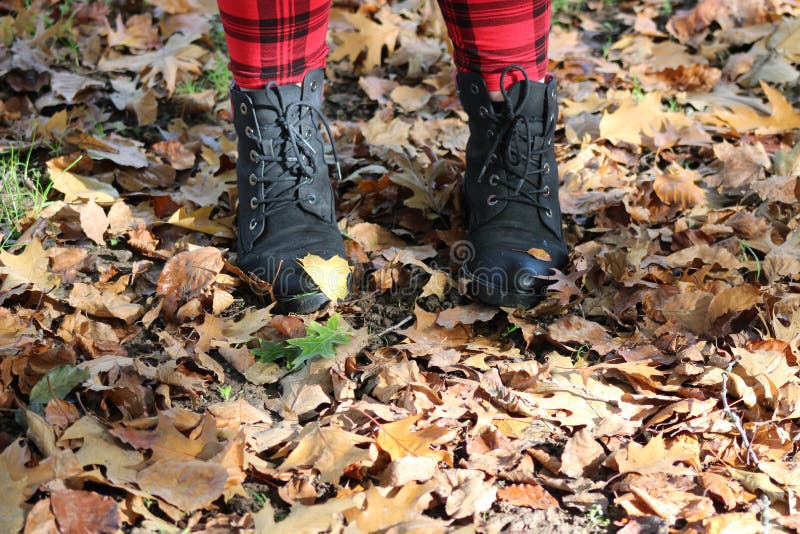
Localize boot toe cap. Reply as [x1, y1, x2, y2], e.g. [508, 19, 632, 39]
[463, 239, 568, 298]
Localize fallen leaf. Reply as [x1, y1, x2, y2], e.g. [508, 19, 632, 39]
[496, 483, 559, 510]
[653, 163, 707, 209]
[0, 238, 60, 293]
[137, 459, 228, 511]
[50, 489, 120, 534]
[280, 424, 373, 484]
[297, 253, 351, 303]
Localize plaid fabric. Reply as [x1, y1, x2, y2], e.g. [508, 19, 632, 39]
[217, 0, 551, 91]
[218, 0, 331, 88]
[438, 0, 552, 90]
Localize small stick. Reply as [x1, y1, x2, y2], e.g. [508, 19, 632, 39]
[373, 315, 413, 338]
[721, 365, 759, 466]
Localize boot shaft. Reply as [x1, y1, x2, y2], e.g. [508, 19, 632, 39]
[457, 71, 562, 240]
[231, 69, 336, 255]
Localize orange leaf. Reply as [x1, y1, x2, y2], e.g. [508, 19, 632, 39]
[496, 483, 558, 510]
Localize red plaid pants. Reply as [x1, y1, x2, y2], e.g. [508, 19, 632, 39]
[217, 0, 552, 91]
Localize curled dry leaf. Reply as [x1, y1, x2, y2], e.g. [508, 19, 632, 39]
[156, 246, 223, 316]
[496, 483, 559, 510]
[653, 164, 706, 209]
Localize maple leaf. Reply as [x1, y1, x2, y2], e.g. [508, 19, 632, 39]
[376, 413, 454, 465]
[279, 423, 373, 484]
[0, 238, 61, 293]
[714, 82, 800, 135]
[328, 9, 400, 71]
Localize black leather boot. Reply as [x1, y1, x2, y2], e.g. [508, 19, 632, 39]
[457, 66, 568, 308]
[230, 69, 346, 313]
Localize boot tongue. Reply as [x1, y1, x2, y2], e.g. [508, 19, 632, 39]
[505, 81, 547, 136]
[245, 84, 303, 120]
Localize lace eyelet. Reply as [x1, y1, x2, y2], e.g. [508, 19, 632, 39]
[250, 197, 258, 209]
[245, 126, 253, 137]
[304, 129, 312, 139]
[239, 103, 247, 114]
[248, 173, 257, 186]
[307, 193, 317, 204]
[489, 174, 499, 186]
[487, 129, 495, 139]
[470, 83, 480, 95]
[546, 138, 553, 146]
[301, 154, 308, 164]
[487, 194, 498, 206]
[250, 149, 259, 162]
[479, 106, 488, 118]
[249, 219, 257, 230]
[310, 80, 318, 91]
[545, 208, 553, 217]
[543, 162, 551, 174]
[542, 185, 551, 197]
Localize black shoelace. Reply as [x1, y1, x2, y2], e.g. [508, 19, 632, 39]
[246, 81, 341, 217]
[476, 65, 554, 216]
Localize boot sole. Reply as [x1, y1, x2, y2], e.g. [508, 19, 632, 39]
[461, 266, 546, 309]
[275, 291, 331, 314]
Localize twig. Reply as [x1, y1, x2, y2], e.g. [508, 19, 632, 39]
[721, 365, 759, 466]
[758, 493, 771, 534]
[373, 315, 413, 338]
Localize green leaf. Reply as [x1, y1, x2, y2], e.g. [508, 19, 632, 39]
[29, 365, 89, 405]
[251, 340, 299, 363]
[285, 314, 350, 369]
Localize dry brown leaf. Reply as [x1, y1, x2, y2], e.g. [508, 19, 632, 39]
[344, 482, 437, 533]
[653, 163, 707, 209]
[329, 9, 400, 71]
[377, 413, 454, 465]
[496, 483, 559, 510]
[560, 428, 605, 478]
[156, 247, 223, 315]
[137, 459, 228, 511]
[279, 424, 373, 484]
[613, 434, 700, 476]
[0, 238, 61, 293]
[50, 489, 120, 533]
[436, 304, 498, 329]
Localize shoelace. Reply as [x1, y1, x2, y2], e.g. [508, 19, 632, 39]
[475, 65, 554, 216]
[246, 80, 341, 217]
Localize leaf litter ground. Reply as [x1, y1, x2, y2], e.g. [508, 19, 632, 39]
[1, 0, 800, 532]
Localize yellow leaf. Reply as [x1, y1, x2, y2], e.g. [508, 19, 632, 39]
[715, 82, 800, 135]
[653, 163, 706, 209]
[279, 424, 373, 484]
[166, 205, 234, 238]
[599, 92, 692, 146]
[0, 238, 60, 293]
[376, 413, 453, 465]
[46, 159, 119, 203]
[297, 253, 351, 303]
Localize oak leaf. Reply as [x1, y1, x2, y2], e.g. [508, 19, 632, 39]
[329, 9, 400, 71]
[279, 424, 373, 484]
[376, 413, 454, 465]
[613, 434, 700, 476]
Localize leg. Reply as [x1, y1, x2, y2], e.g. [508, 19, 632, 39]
[438, 0, 551, 92]
[217, 0, 346, 313]
[218, 0, 332, 88]
[439, 0, 567, 309]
